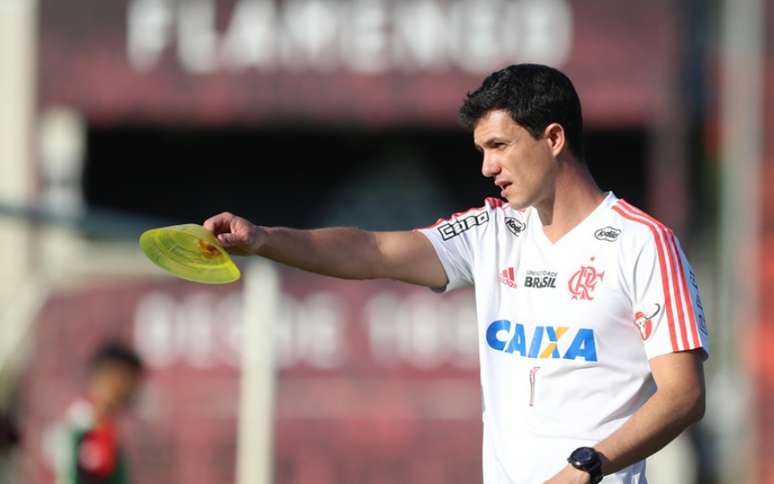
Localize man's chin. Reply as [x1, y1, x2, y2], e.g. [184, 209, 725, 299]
[504, 195, 530, 210]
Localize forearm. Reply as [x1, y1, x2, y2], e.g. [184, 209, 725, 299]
[256, 226, 386, 280]
[205, 212, 446, 287]
[595, 386, 704, 475]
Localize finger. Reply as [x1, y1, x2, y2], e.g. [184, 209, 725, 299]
[203, 212, 233, 234]
[217, 232, 244, 247]
[230, 217, 248, 234]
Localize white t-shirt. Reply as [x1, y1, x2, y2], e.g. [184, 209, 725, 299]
[418, 192, 709, 484]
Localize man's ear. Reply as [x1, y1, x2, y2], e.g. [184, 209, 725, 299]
[544, 123, 566, 158]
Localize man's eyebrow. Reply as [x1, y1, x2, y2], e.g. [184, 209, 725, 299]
[477, 137, 507, 149]
[474, 137, 494, 151]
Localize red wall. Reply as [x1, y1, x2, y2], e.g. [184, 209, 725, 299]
[21, 272, 482, 484]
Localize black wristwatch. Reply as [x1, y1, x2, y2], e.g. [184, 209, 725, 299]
[567, 447, 604, 483]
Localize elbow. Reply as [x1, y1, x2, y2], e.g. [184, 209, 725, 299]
[660, 384, 705, 427]
[683, 400, 705, 427]
[653, 349, 707, 427]
[688, 391, 706, 424]
[677, 385, 706, 425]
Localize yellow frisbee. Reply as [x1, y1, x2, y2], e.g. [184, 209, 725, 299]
[139, 224, 241, 284]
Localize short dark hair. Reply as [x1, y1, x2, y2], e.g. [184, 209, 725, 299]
[459, 64, 585, 161]
[89, 341, 144, 374]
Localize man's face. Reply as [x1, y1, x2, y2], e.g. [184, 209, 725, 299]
[473, 110, 558, 210]
[90, 363, 141, 416]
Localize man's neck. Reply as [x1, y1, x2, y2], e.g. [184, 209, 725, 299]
[534, 160, 605, 243]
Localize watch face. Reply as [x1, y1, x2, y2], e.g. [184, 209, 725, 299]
[570, 447, 597, 469]
[568, 447, 602, 482]
[572, 447, 596, 465]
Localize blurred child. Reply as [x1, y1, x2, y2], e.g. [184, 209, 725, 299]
[51, 342, 143, 484]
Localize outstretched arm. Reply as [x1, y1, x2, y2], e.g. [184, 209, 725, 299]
[203, 212, 448, 289]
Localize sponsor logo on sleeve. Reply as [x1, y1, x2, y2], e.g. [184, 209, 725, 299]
[505, 217, 526, 237]
[437, 211, 489, 240]
[634, 303, 661, 340]
[594, 226, 621, 242]
[688, 269, 709, 336]
[568, 257, 605, 300]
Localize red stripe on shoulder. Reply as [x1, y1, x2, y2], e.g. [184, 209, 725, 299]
[617, 200, 668, 229]
[619, 201, 693, 350]
[446, 198, 507, 221]
[418, 198, 501, 230]
[668, 230, 701, 348]
[612, 202, 680, 352]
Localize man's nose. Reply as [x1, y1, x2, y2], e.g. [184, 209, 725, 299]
[481, 152, 500, 178]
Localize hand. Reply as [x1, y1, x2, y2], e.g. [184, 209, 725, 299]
[543, 464, 591, 484]
[203, 212, 266, 256]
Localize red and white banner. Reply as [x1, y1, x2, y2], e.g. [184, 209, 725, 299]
[39, 0, 678, 127]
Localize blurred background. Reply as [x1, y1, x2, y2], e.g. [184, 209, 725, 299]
[0, 0, 768, 482]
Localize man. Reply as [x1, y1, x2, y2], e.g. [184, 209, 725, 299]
[204, 64, 708, 483]
[51, 342, 143, 484]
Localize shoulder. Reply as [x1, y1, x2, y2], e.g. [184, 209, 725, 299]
[610, 199, 675, 237]
[423, 197, 523, 241]
[608, 198, 683, 260]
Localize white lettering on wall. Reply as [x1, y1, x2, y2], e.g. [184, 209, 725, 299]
[391, 0, 449, 71]
[127, 0, 573, 75]
[220, 0, 277, 69]
[450, 0, 499, 74]
[274, 292, 345, 369]
[365, 292, 478, 369]
[520, 0, 572, 66]
[127, 0, 174, 72]
[132, 289, 477, 370]
[343, 0, 389, 74]
[177, 0, 218, 73]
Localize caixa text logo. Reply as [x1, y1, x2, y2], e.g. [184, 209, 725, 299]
[486, 320, 597, 361]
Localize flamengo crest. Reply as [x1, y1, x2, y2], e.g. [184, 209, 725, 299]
[568, 257, 605, 300]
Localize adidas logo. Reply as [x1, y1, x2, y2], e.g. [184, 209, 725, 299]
[499, 267, 518, 288]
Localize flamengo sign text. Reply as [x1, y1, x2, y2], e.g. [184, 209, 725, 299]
[128, 0, 573, 75]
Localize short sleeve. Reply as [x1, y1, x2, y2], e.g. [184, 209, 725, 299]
[416, 205, 493, 292]
[631, 231, 709, 360]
